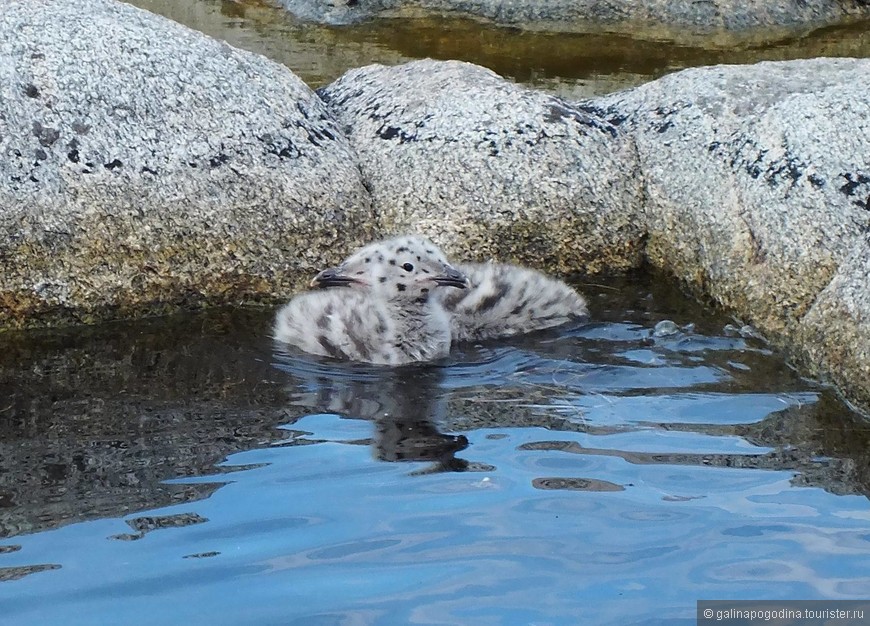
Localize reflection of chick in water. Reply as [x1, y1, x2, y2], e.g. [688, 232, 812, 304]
[274, 354, 468, 470]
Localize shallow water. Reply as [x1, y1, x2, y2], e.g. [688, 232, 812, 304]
[124, 0, 870, 98]
[1, 273, 868, 624]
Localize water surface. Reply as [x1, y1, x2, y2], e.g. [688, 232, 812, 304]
[125, 0, 870, 98]
[1, 273, 868, 624]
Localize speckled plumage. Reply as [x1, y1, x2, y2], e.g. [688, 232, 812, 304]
[274, 236, 467, 365]
[275, 235, 589, 363]
[440, 261, 589, 342]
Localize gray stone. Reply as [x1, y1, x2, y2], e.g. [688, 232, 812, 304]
[319, 56, 870, 411]
[588, 57, 870, 411]
[319, 59, 644, 275]
[589, 58, 869, 330]
[277, 0, 870, 41]
[0, 0, 373, 329]
[799, 235, 870, 411]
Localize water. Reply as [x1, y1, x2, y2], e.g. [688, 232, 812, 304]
[1, 273, 868, 624]
[124, 0, 870, 99]
[5, 4, 869, 622]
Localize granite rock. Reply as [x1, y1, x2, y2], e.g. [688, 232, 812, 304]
[799, 235, 870, 411]
[319, 59, 644, 274]
[0, 0, 373, 329]
[588, 57, 870, 411]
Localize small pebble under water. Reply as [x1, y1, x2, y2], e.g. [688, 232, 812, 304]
[0, 273, 868, 624]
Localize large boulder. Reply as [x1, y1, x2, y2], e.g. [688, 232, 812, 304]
[319, 60, 644, 274]
[277, 0, 870, 41]
[0, 0, 373, 329]
[588, 57, 870, 410]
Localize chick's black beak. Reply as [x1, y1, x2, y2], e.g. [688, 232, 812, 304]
[433, 266, 468, 289]
[311, 266, 359, 288]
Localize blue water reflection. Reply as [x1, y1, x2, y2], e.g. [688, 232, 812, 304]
[1, 301, 869, 625]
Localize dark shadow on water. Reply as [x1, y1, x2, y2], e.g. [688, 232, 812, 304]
[1, 271, 868, 544]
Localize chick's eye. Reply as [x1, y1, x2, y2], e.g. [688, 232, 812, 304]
[401, 262, 414, 272]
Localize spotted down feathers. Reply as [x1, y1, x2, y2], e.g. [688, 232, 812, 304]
[274, 235, 588, 364]
[441, 261, 589, 342]
[273, 235, 467, 365]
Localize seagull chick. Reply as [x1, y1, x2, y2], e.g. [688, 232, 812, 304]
[274, 236, 468, 365]
[439, 261, 589, 342]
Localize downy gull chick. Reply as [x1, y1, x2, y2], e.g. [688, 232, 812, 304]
[440, 261, 589, 342]
[273, 236, 468, 365]
[318, 235, 589, 344]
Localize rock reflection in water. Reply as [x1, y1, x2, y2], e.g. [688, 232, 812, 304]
[0, 308, 290, 539]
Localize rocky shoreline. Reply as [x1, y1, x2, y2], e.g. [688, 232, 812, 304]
[275, 0, 870, 44]
[1, 0, 867, 413]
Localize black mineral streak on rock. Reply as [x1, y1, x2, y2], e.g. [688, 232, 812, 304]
[838, 172, 870, 211]
[543, 99, 618, 137]
[839, 172, 870, 196]
[729, 139, 808, 188]
[209, 154, 229, 168]
[305, 126, 336, 146]
[650, 102, 691, 134]
[104, 159, 123, 170]
[24, 83, 40, 98]
[264, 135, 301, 159]
[577, 103, 629, 128]
[378, 125, 414, 142]
[808, 173, 826, 188]
[764, 154, 806, 187]
[32, 121, 60, 147]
